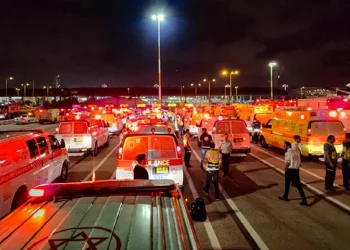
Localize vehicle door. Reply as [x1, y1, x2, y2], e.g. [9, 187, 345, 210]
[35, 136, 53, 183]
[262, 119, 274, 145]
[26, 139, 44, 188]
[97, 120, 108, 145]
[230, 120, 250, 149]
[213, 121, 231, 147]
[48, 135, 66, 180]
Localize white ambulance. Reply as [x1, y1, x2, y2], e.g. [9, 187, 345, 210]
[55, 119, 109, 156]
[0, 129, 69, 218]
[116, 133, 184, 189]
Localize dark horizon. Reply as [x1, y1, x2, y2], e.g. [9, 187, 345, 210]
[1, 0, 350, 89]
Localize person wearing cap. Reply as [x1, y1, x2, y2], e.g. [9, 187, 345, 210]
[218, 133, 232, 176]
[183, 129, 192, 167]
[200, 127, 212, 167]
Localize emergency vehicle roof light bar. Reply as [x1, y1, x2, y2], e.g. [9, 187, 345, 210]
[29, 180, 176, 200]
[0, 129, 45, 134]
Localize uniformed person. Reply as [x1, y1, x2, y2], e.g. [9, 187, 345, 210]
[218, 133, 232, 176]
[342, 134, 350, 191]
[183, 129, 192, 167]
[202, 142, 220, 200]
[324, 135, 338, 190]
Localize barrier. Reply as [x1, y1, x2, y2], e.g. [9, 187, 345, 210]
[0, 119, 15, 125]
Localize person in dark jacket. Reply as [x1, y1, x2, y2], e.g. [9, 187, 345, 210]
[133, 153, 149, 180]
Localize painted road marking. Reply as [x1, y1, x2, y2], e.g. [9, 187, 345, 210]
[83, 143, 119, 182]
[183, 166, 222, 250]
[251, 145, 345, 191]
[250, 152, 350, 214]
[192, 149, 269, 250]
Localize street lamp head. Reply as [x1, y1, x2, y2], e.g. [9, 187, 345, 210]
[158, 14, 164, 21]
[151, 15, 157, 20]
[221, 70, 228, 76]
[43, 86, 46, 89]
[269, 62, 277, 68]
[235, 86, 238, 89]
[8, 77, 14, 80]
[198, 83, 201, 87]
[191, 83, 194, 86]
[234, 70, 240, 75]
[212, 79, 216, 82]
[203, 78, 207, 82]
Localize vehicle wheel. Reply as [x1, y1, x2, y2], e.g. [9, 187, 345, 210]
[11, 187, 28, 212]
[92, 142, 98, 156]
[260, 136, 268, 148]
[104, 139, 109, 148]
[58, 162, 69, 182]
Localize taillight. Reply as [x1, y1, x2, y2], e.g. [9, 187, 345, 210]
[329, 110, 337, 117]
[177, 146, 182, 157]
[117, 147, 122, 160]
[29, 188, 44, 197]
[307, 128, 311, 136]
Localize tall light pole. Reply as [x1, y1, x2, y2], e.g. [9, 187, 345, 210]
[269, 62, 277, 99]
[15, 88, 20, 97]
[180, 86, 184, 104]
[43, 85, 52, 97]
[301, 86, 305, 98]
[282, 84, 288, 91]
[21, 83, 30, 98]
[5, 76, 14, 103]
[190, 83, 201, 98]
[235, 86, 239, 102]
[32, 80, 35, 97]
[221, 70, 239, 104]
[151, 14, 164, 105]
[203, 78, 216, 104]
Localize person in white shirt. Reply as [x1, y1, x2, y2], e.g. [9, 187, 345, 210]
[291, 135, 306, 187]
[279, 141, 308, 206]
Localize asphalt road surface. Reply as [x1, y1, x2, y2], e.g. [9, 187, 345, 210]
[2, 122, 349, 250]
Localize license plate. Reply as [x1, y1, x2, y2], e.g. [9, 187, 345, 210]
[234, 138, 243, 143]
[155, 166, 169, 174]
[74, 137, 83, 142]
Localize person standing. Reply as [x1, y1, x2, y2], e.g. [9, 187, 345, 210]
[291, 135, 306, 187]
[251, 118, 261, 144]
[183, 129, 192, 167]
[200, 128, 212, 166]
[218, 133, 232, 176]
[342, 134, 350, 191]
[133, 153, 149, 180]
[203, 142, 220, 200]
[279, 141, 308, 206]
[324, 135, 338, 191]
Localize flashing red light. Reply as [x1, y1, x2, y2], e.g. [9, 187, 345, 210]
[167, 128, 171, 133]
[307, 107, 312, 111]
[39, 110, 43, 113]
[29, 188, 44, 197]
[329, 110, 337, 117]
[151, 127, 155, 133]
[344, 99, 348, 102]
[307, 128, 311, 136]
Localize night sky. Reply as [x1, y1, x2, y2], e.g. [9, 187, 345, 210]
[1, 0, 350, 89]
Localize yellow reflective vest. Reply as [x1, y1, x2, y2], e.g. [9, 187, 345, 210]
[325, 142, 338, 160]
[206, 149, 220, 171]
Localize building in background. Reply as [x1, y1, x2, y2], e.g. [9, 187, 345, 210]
[55, 75, 62, 88]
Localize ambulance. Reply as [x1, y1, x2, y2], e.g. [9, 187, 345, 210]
[259, 108, 345, 157]
[212, 118, 251, 157]
[116, 133, 184, 189]
[0, 180, 200, 249]
[93, 112, 123, 135]
[0, 129, 69, 218]
[38, 109, 60, 124]
[55, 119, 109, 156]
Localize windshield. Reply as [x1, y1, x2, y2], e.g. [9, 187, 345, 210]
[310, 121, 344, 136]
[215, 121, 230, 134]
[231, 121, 247, 133]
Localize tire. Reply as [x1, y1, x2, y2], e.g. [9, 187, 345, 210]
[104, 139, 109, 148]
[260, 136, 268, 148]
[11, 187, 28, 212]
[91, 142, 98, 156]
[58, 162, 69, 182]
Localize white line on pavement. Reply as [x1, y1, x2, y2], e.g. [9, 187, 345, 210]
[183, 166, 222, 250]
[83, 143, 119, 182]
[250, 152, 350, 214]
[191, 149, 269, 250]
[251, 145, 345, 190]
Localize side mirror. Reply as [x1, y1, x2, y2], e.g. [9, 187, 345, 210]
[262, 123, 266, 128]
[60, 139, 66, 148]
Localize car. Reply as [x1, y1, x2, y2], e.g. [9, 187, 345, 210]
[212, 118, 251, 157]
[0, 129, 69, 218]
[15, 112, 36, 124]
[0, 111, 7, 120]
[116, 133, 184, 188]
[55, 119, 109, 156]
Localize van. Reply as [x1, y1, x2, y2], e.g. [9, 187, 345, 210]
[55, 119, 109, 156]
[259, 109, 345, 156]
[0, 130, 68, 218]
[212, 119, 251, 157]
[116, 133, 184, 188]
[0, 180, 200, 250]
[94, 113, 123, 135]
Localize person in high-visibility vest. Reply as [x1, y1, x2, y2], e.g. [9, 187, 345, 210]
[202, 142, 221, 200]
[324, 135, 338, 191]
